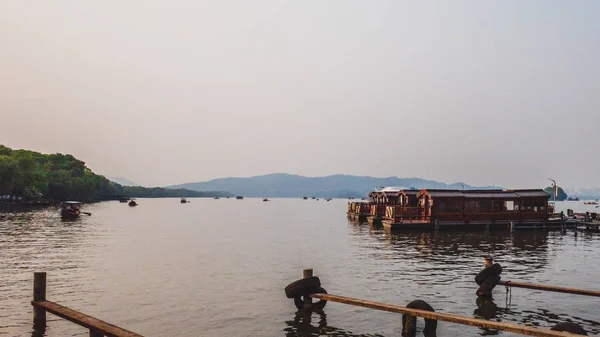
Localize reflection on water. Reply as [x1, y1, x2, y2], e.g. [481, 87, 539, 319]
[284, 311, 384, 337]
[1, 200, 600, 336]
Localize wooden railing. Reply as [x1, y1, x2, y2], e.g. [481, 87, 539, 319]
[385, 206, 425, 221]
[370, 205, 386, 217]
[32, 272, 144, 337]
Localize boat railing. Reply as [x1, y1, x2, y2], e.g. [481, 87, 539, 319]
[370, 205, 386, 217]
[385, 206, 425, 221]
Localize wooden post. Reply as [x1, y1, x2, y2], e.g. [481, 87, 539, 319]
[434, 219, 439, 230]
[90, 329, 103, 337]
[303, 268, 313, 310]
[484, 256, 493, 268]
[33, 272, 47, 328]
[509, 222, 514, 233]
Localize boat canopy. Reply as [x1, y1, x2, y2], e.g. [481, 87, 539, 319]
[61, 201, 82, 205]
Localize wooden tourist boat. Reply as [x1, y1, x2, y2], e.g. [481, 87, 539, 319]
[60, 201, 82, 220]
[381, 189, 554, 230]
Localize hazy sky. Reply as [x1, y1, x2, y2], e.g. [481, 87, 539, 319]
[1, 1, 599, 188]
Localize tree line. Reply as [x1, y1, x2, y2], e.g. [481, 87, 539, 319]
[0, 145, 227, 202]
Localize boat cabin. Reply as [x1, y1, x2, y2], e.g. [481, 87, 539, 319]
[384, 190, 420, 220]
[415, 189, 550, 223]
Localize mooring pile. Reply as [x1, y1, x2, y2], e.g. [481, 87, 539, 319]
[284, 259, 594, 336]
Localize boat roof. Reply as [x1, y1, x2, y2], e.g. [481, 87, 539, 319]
[379, 186, 411, 192]
[417, 189, 549, 199]
[61, 201, 82, 204]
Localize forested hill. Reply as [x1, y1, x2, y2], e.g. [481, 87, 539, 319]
[0, 145, 227, 202]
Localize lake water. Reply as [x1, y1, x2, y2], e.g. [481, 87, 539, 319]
[1, 199, 599, 336]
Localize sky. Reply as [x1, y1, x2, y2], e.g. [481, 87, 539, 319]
[1, 1, 599, 188]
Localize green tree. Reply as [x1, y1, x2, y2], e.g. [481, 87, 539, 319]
[0, 155, 18, 196]
[544, 186, 568, 201]
[1, 144, 223, 202]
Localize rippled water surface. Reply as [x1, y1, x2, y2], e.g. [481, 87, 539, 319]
[1, 199, 599, 336]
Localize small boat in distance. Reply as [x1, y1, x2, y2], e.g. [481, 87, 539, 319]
[61, 201, 82, 219]
[584, 199, 599, 205]
[567, 197, 580, 201]
[119, 197, 129, 203]
[236, 196, 243, 200]
[303, 196, 308, 200]
[181, 198, 188, 203]
[129, 199, 138, 207]
[214, 197, 220, 200]
[263, 198, 269, 202]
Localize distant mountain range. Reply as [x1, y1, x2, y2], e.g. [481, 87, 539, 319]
[167, 173, 501, 198]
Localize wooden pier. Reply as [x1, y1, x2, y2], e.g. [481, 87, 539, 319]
[32, 272, 144, 337]
[287, 268, 588, 336]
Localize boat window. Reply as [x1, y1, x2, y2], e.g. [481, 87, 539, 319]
[448, 201, 462, 213]
[505, 201, 515, 211]
[479, 200, 492, 212]
[465, 201, 478, 212]
[492, 201, 504, 212]
[522, 199, 534, 211]
[534, 199, 546, 212]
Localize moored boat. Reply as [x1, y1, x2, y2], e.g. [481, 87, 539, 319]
[181, 198, 187, 203]
[584, 199, 599, 205]
[129, 199, 138, 207]
[236, 196, 243, 200]
[60, 201, 82, 219]
[119, 197, 129, 203]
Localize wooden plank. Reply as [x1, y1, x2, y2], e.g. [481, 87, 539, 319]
[31, 301, 143, 337]
[310, 293, 577, 337]
[498, 281, 600, 297]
